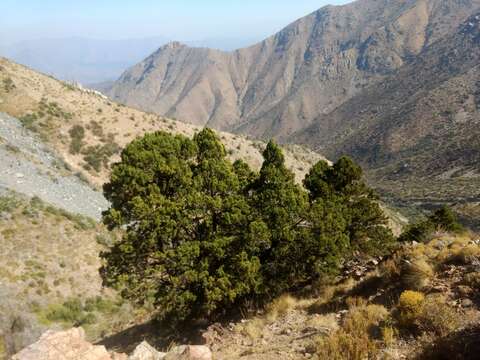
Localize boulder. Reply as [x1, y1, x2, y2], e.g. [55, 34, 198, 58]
[12, 328, 211, 360]
[11, 328, 114, 360]
[164, 345, 212, 360]
[128, 341, 166, 360]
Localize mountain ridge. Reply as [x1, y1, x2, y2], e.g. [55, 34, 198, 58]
[108, 0, 480, 140]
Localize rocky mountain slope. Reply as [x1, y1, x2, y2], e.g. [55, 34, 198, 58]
[0, 192, 131, 357]
[292, 11, 480, 207]
[0, 112, 108, 219]
[0, 57, 325, 189]
[108, 0, 480, 141]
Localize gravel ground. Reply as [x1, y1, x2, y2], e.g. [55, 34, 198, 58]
[0, 112, 109, 220]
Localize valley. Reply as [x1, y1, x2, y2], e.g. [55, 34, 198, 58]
[1, 0, 480, 359]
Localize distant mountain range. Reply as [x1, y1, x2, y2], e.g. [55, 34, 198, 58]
[107, 0, 480, 211]
[0, 36, 258, 84]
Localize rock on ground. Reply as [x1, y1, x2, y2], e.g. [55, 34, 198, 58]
[11, 328, 212, 360]
[11, 328, 113, 360]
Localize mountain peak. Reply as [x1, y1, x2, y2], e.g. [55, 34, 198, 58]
[109, 0, 480, 139]
[163, 41, 187, 50]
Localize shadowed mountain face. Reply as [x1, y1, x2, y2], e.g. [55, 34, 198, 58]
[292, 11, 480, 200]
[108, 0, 480, 141]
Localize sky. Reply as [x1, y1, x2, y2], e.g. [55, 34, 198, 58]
[0, 0, 350, 45]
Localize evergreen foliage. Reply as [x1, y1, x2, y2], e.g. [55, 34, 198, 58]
[101, 130, 394, 323]
[399, 206, 463, 243]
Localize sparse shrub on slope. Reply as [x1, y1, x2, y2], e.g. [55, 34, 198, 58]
[317, 298, 389, 360]
[100, 130, 395, 323]
[401, 258, 434, 291]
[397, 290, 425, 329]
[399, 206, 464, 243]
[69, 125, 85, 154]
[396, 290, 460, 337]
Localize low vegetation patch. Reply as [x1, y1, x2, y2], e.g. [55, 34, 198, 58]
[399, 205, 464, 243]
[69, 125, 85, 154]
[82, 141, 120, 172]
[2, 77, 15, 92]
[316, 299, 389, 360]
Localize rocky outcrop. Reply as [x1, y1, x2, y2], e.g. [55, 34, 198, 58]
[12, 328, 212, 360]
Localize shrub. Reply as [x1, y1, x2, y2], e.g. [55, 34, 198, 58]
[241, 318, 266, 339]
[69, 125, 85, 154]
[265, 295, 297, 322]
[429, 206, 464, 233]
[0, 195, 20, 213]
[44, 298, 96, 325]
[451, 244, 480, 265]
[19, 113, 38, 131]
[89, 120, 104, 137]
[464, 272, 480, 287]
[2, 77, 15, 92]
[82, 141, 120, 172]
[401, 258, 434, 290]
[399, 206, 463, 243]
[316, 300, 389, 360]
[399, 220, 435, 243]
[419, 295, 459, 337]
[397, 290, 425, 328]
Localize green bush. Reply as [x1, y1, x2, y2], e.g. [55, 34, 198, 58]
[45, 298, 96, 325]
[100, 129, 394, 323]
[2, 77, 15, 92]
[399, 206, 463, 242]
[0, 195, 20, 213]
[19, 113, 38, 131]
[82, 141, 120, 172]
[69, 125, 85, 154]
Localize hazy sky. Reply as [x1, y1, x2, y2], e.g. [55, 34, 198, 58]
[0, 0, 350, 45]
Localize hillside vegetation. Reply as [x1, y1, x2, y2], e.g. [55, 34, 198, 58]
[0, 57, 325, 188]
[207, 231, 480, 359]
[0, 193, 137, 358]
[100, 129, 393, 324]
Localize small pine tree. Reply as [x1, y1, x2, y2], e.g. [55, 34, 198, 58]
[304, 156, 394, 256]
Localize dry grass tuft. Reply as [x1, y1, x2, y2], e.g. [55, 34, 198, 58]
[401, 258, 434, 290]
[307, 313, 339, 332]
[397, 290, 425, 328]
[420, 295, 460, 337]
[265, 294, 298, 322]
[240, 318, 266, 340]
[316, 299, 389, 360]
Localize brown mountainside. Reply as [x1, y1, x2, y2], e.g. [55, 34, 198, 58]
[292, 12, 480, 206]
[108, 0, 480, 141]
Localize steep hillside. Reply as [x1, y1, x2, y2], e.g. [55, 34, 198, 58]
[0, 112, 108, 219]
[108, 0, 480, 140]
[0, 192, 134, 357]
[0, 57, 326, 188]
[292, 12, 480, 208]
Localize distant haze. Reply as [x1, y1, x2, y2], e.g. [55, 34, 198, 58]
[0, 36, 258, 84]
[0, 0, 349, 84]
